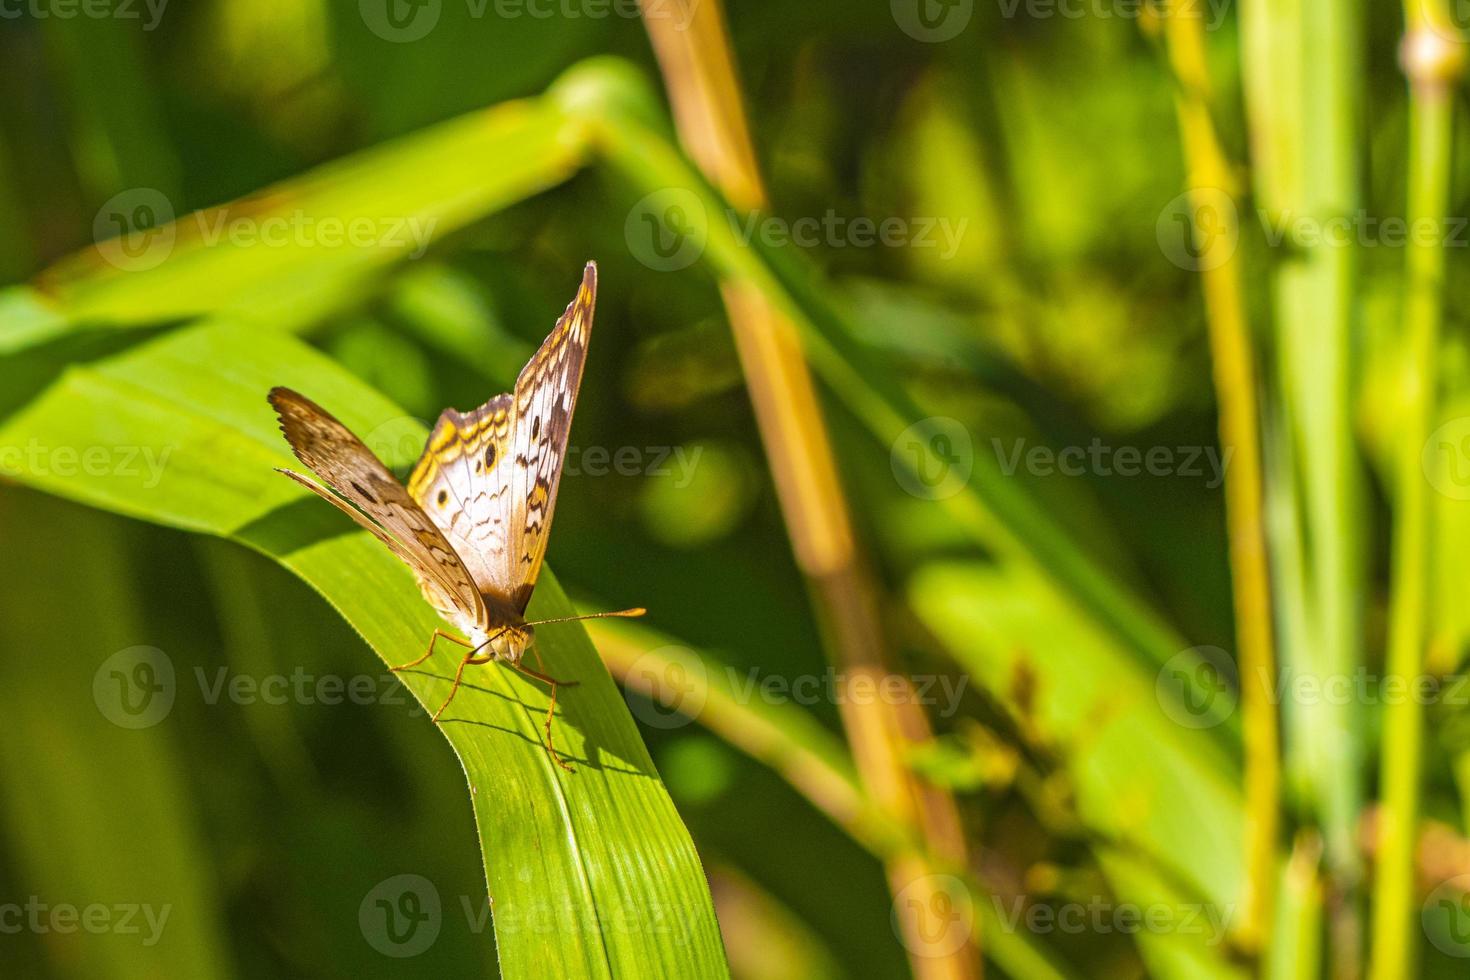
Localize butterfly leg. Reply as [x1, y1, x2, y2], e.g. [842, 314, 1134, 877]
[431, 648, 496, 723]
[392, 629, 472, 673]
[511, 661, 579, 774]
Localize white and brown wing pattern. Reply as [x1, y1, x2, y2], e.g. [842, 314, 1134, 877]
[406, 262, 595, 614]
[268, 386, 486, 633]
[507, 261, 595, 611]
[405, 393, 517, 605]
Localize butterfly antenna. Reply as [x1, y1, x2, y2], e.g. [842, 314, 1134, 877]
[524, 608, 646, 628]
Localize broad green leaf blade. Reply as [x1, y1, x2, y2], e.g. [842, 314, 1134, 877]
[33, 96, 588, 334]
[0, 491, 232, 980]
[0, 320, 730, 980]
[909, 561, 1246, 980]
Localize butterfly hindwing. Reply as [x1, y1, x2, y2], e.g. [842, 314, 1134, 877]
[406, 262, 596, 614]
[268, 386, 486, 631]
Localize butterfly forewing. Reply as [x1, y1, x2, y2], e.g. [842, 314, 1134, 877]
[268, 387, 487, 631]
[509, 263, 595, 609]
[405, 260, 593, 614]
[406, 262, 596, 615]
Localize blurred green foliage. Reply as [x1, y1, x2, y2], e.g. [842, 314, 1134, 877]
[3, 1, 1470, 979]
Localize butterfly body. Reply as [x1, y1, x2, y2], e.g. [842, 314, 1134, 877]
[268, 262, 635, 771]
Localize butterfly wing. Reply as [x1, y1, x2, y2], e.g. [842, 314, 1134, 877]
[405, 393, 517, 605]
[407, 261, 596, 614]
[268, 387, 487, 632]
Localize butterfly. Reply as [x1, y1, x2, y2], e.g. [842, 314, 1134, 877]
[268, 261, 642, 772]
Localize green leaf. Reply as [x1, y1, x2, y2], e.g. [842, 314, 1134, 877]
[33, 95, 588, 334]
[0, 491, 233, 980]
[0, 319, 730, 979]
[909, 561, 1246, 980]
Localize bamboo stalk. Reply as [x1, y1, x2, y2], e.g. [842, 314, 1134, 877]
[1159, 4, 1280, 954]
[1367, 7, 1460, 977]
[636, 3, 978, 976]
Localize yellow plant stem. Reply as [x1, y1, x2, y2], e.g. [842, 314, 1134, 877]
[1160, 4, 1280, 954]
[638, 2, 978, 976]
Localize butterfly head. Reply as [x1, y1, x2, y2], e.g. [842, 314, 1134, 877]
[472, 623, 532, 664]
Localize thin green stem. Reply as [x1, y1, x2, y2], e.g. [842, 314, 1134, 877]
[1368, 8, 1459, 977]
[1238, 2, 1366, 971]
